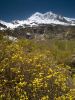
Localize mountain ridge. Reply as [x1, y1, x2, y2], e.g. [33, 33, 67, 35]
[0, 11, 75, 30]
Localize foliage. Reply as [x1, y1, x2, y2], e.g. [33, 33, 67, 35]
[0, 36, 75, 99]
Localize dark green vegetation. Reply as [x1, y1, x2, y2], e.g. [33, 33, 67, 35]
[0, 32, 75, 100]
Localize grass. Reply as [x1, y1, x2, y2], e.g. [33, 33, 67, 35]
[0, 34, 75, 99]
[72, 74, 75, 87]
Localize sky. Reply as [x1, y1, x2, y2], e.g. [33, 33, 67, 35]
[0, 0, 75, 21]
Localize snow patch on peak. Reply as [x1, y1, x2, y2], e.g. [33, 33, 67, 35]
[33, 12, 43, 16]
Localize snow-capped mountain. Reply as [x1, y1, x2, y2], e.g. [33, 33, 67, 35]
[27, 12, 75, 25]
[0, 11, 75, 30]
[0, 20, 20, 30]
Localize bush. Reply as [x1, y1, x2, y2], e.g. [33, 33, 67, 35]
[0, 38, 74, 99]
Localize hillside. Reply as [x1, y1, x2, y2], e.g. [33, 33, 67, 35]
[0, 33, 75, 99]
[0, 11, 75, 99]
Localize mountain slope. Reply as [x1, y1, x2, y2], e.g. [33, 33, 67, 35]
[27, 12, 75, 25]
[0, 11, 75, 30]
